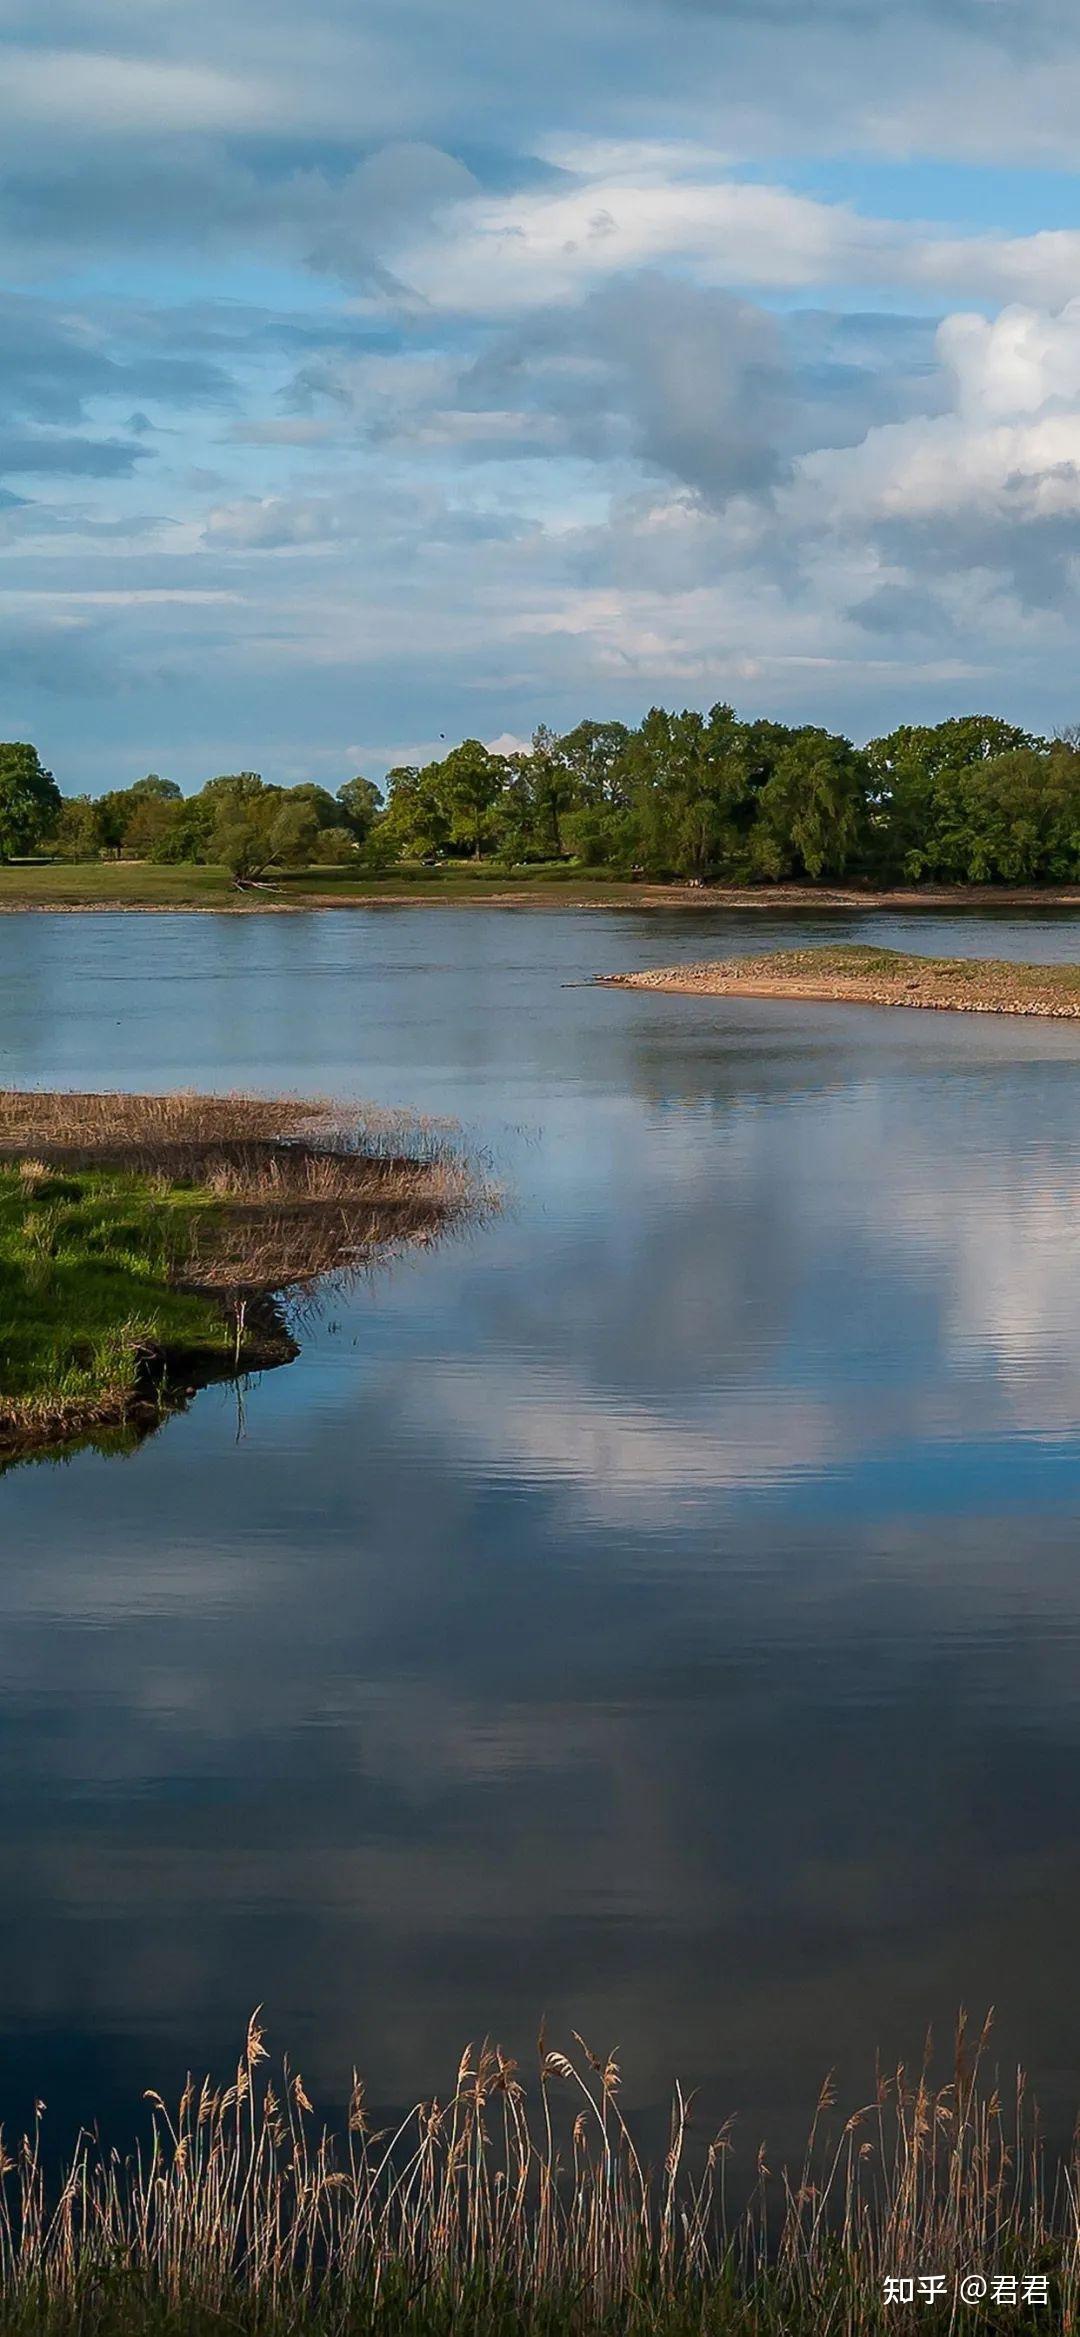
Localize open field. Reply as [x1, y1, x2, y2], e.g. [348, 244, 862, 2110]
[0, 1091, 472, 1458]
[599, 943, 1080, 1017]
[6, 860, 1080, 912]
[0, 2015, 1068, 2336]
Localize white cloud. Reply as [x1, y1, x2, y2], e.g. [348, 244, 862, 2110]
[941, 300, 1080, 421]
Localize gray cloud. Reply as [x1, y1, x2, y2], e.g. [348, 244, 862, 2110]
[0, 432, 149, 477]
[460, 274, 790, 501]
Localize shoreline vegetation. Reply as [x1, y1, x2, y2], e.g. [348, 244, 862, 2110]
[598, 944, 1080, 1019]
[0, 2015, 1072, 2335]
[7, 862, 1080, 914]
[12, 710, 1080, 905]
[0, 1091, 472, 1462]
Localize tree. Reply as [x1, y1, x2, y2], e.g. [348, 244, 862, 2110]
[752, 730, 871, 880]
[49, 794, 104, 861]
[626, 703, 749, 878]
[282, 783, 344, 830]
[336, 776, 382, 843]
[150, 797, 214, 864]
[0, 744, 61, 861]
[554, 719, 632, 807]
[515, 725, 577, 858]
[317, 825, 359, 866]
[379, 765, 451, 861]
[866, 718, 1039, 880]
[439, 740, 505, 860]
[129, 772, 181, 802]
[124, 794, 183, 859]
[211, 795, 319, 886]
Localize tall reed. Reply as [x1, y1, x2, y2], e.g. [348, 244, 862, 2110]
[0, 2015, 1074, 2333]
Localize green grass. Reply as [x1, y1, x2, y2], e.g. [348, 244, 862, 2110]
[0, 859, 642, 910]
[0, 1164, 230, 1423]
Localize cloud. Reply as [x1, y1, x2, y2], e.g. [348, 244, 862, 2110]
[0, 431, 149, 477]
[9, 0, 1080, 774]
[2, 46, 275, 133]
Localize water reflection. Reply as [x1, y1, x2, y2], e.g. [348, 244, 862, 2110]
[1, 906, 1080, 2160]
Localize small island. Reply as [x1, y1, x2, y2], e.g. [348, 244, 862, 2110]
[598, 943, 1080, 1017]
[0, 1089, 471, 1462]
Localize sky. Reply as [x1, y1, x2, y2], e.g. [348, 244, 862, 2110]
[7, 0, 1080, 792]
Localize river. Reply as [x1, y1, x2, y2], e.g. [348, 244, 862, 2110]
[2, 902, 1080, 2159]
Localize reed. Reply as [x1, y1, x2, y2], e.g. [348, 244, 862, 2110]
[0, 1093, 481, 1455]
[0, 2016, 1073, 2334]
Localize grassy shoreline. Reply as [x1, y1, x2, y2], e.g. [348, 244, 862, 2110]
[0, 1091, 470, 1460]
[600, 943, 1080, 1018]
[0, 2017, 1070, 2335]
[6, 861, 1080, 913]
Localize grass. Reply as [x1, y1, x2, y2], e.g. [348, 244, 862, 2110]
[0, 860, 641, 911]
[0, 2015, 1072, 2334]
[7, 861, 1080, 913]
[603, 944, 1080, 1017]
[0, 1161, 235, 1423]
[0, 1091, 475, 1455]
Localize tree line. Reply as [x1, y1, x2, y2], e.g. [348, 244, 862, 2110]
[5, 709, 1080, 885]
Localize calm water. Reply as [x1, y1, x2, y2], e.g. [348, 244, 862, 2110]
[3, 903, 1080, 2158]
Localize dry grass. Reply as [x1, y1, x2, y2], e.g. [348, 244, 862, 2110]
[0, 1093, 484, 1459]
[0, 2016, 1073, 2334]
[0, 1090, 476, 1298]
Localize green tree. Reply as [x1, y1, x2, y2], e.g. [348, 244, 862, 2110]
[282, 783, 343, 830]
[211, 796, 319, 886]
[627, 704, 748, 878]
[554, 719, 632, 807]
[336, 776, 382, 843]
[124, 794, 184, 859]
[867, 717, 1038, 880]
[439, 740, 506, 860]
[379, 765, 451, 861]
[0, 744, 61, 861]
[317, 825, 359, 866]
[48, 794, 104, 861]
[150, 797, 214, 863]
[752, 730, 871, 880]
[129, 772, 181, 802]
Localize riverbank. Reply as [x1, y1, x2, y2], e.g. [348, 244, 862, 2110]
[7, 862, 1080, 912]
[0, 1091, 470, 1460]
[599, 942, 1080, 1017]
[0, 2016, 1065, 2336]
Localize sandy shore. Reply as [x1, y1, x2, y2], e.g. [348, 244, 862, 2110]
[597, 945, 1080, 1019]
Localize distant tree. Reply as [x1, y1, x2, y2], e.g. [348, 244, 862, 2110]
[752, 729, 870, 880]
[283, 783, 344, 830]
[49, 794, 104, 862]
[379, 765, 451, 861]
[124, 794, 183, 859]
[0, 744, 61, 860]
[500, 725, 590, 859]
[439, 740, 506, 860]
[211, 795, 319, 886]
[316, 825, 359, 866]
[868, 718, 1044, 881]
[129, 772, 182, 801]
[149, 797, 214, 863]
[336, 776, 382, 843]
[200, 772, 269, 816]
[627, 703, 749, 878]
[554, 719, 632, 807]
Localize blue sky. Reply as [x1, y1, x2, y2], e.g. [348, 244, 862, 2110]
[7, 0, 1080, 793]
